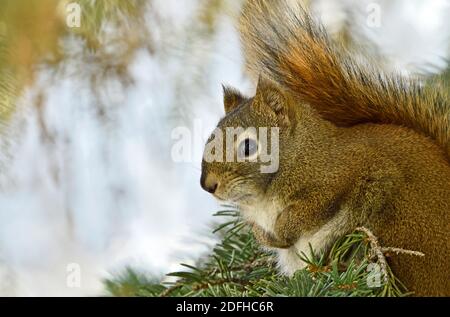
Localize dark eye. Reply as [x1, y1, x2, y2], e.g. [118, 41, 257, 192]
[238, 138, 258, 158]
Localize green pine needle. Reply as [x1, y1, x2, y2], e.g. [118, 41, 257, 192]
[104, 209, 410, 297]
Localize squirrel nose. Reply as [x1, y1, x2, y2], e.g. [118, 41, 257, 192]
[200, 173, 219, 194]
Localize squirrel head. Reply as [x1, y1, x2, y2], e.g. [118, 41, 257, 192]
[200, 76, 335, 207]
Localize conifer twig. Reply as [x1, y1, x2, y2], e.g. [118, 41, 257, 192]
[355, 227, 425, 285]
[160, 284, 183, 297]
[381, 247, 425, 257]
[355, 227, 389, 283]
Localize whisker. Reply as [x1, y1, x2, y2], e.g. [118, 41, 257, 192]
[186, 164, 202, 173]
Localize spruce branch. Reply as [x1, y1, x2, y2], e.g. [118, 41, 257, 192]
[381, 247, 425, 258]
[355, 227, 389, 283]
[105, 212, 410, 297]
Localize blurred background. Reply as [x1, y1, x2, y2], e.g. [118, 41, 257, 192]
[0, 0, 448, 296]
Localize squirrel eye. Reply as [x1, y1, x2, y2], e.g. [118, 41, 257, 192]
[238, 138, 258, 159]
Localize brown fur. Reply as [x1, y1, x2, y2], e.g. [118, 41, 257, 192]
[239, 0, 450, 159]
[200, 0, 450, 296]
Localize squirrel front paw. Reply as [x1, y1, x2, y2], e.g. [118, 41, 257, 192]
[274, 210, 302, 247]
[252, 224, 293, 249]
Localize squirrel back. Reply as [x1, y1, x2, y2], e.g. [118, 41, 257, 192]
[240, 0, 450, 160]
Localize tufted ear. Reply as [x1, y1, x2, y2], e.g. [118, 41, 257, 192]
[253, 75, 291, 125]
[223, 85, 246, 114]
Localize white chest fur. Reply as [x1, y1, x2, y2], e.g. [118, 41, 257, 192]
[240, 198, 282, 233]
[276, 209, 348, 276]
[242, 199, 349, 276]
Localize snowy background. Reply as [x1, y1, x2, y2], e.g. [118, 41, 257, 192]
[0, 0, 448, 296]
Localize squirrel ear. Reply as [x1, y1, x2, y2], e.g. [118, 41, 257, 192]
[254, 75, 291, 125]
[223, 85, 246, 114]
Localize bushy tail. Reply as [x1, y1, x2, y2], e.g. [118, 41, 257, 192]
[239, 0, 450, 159]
